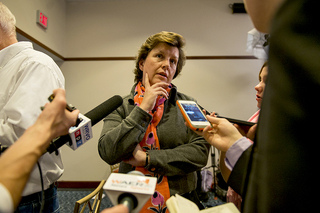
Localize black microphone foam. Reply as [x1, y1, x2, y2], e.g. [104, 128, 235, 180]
[47, 95, 123, 153]
[85, 95, 123, 126]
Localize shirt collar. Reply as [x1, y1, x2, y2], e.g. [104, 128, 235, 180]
[0, 41, 33, 69]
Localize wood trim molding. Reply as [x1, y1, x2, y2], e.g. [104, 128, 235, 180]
[64, 55, 257, 61]
[186, 55, 257, 60]
[16, 27, 257, 61]
[64, 57, 136, 61]
[16, 27, 64, 60]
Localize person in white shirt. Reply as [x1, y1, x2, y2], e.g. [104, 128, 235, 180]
[0, 3, 65, 212]
[0, 89, 79, 213]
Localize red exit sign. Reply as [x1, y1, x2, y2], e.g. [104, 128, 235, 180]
[36, 10, 48, 29]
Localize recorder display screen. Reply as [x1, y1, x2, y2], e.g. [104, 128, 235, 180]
[181, 103, 207, 122]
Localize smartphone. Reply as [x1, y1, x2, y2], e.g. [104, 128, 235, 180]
[177, 100, 211, 131]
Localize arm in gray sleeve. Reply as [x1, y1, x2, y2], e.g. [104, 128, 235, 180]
[98, 105, 152, 165]
[146, 133, 211, 176]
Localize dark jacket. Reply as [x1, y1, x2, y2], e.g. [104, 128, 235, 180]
[228, 0, 320, 212]
[98, 84, 210, 195]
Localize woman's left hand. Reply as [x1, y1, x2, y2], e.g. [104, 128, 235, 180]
[123, 144, 147, 167]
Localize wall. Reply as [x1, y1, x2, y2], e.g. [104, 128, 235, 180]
[61, 0, 263, 181]
[65, 0, 252, 57]
[1, 0, 67, 56]
[3, 0, 264, 181]
[60, 59, 261, 181]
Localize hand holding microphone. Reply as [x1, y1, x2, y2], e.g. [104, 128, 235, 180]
[46, 94, 123, 154]
[38, 89, 80, 142]
[100, 204, 129, 213]
[103, 171, 157, 213]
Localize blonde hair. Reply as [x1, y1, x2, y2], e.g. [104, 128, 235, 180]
[0, 2, 16, 38]
[133, 31, 186, 83]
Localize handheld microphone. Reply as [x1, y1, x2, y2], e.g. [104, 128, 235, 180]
[103, 171, 157, 213]
[46, 95, 123, 154]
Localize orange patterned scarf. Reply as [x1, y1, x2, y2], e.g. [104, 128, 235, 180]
[134, 81, 171, 213]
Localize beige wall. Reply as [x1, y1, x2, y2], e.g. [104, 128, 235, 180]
[2, 0, 67, 56]
[3, 0, 264, 181]
[65, 0, 253, 57]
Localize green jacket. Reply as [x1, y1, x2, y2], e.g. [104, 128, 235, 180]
[98, 84, 211, 195]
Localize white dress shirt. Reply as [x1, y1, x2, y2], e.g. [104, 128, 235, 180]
[0, 41, 65, 196]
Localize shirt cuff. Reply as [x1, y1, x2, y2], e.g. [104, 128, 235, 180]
[0, 182, 14, 213]
[224, 137, 252, 171]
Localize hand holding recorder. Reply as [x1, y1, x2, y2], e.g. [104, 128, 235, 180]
[177, 100, 255, 131]
[177, 100, 257, 143]
[202, 116, 244, 152]
[176, 100, 211, 131]
[176, 100, 244, 151]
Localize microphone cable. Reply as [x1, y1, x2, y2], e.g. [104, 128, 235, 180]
[37, 161, 45, 213]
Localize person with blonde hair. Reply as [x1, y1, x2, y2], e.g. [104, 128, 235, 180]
[98, 31, 210, 212]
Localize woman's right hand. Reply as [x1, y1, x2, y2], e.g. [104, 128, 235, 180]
[139, 73, 169, 112]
